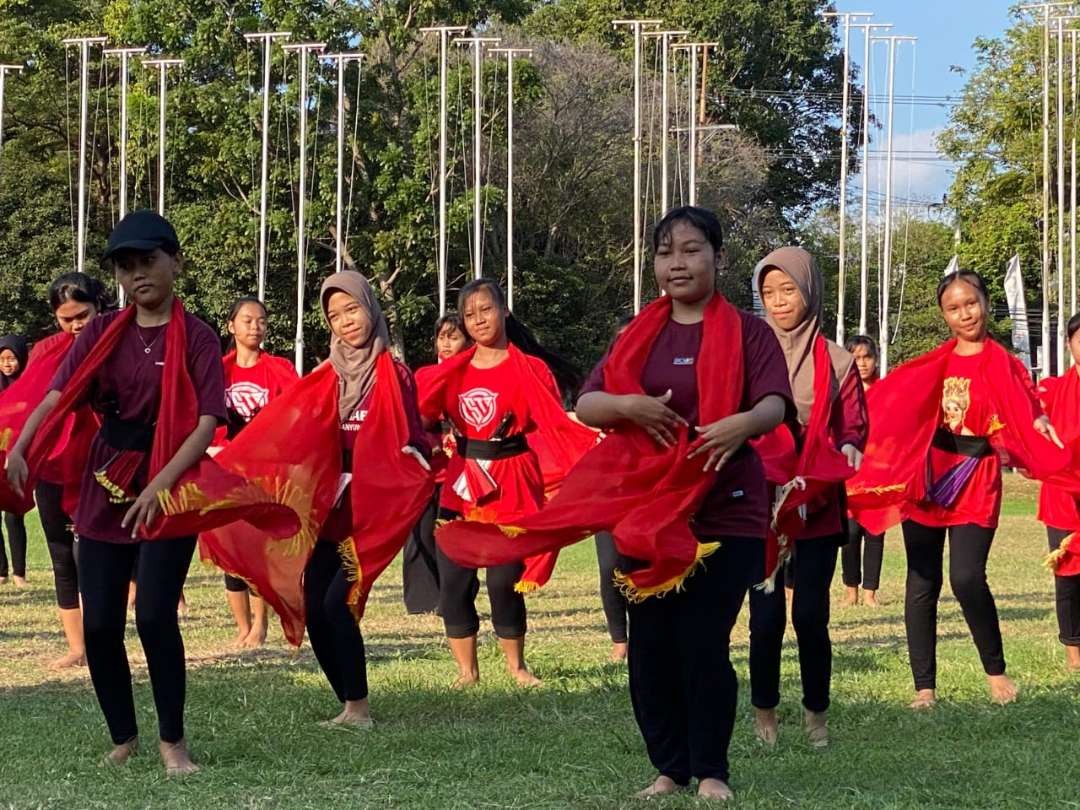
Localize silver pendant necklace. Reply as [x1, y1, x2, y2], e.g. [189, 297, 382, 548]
[135, 325, 162, 355]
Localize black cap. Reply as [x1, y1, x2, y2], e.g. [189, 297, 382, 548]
[102, 210, 180, 262]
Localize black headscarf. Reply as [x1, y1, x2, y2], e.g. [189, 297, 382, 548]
[0, 334, 28, 393]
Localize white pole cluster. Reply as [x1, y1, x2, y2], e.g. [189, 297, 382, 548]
[325, 51, 363, 275]
[142, 57, 184, 216]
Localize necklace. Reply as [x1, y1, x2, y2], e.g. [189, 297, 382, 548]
[135, 325, 162, 355]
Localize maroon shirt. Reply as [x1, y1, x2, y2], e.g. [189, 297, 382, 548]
[321, 358, 429, 543]
[50, 309, 227, 542]
[580, 311, 794, 539]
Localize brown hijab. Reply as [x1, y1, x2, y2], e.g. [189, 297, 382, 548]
[320, 271, 390, 420]
[753, 246, 853, 424]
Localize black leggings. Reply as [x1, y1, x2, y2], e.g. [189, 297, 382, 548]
[1046, 527, 1080, 646]
[402, 488, 441, 614]
[841, 520, 884, 590]
[304, 541, 368, 703]
[223, 574, 249, 593]
[748, 534, 840, 713]
[902, 520, 1004, 690]
[595, 532, 628, 644]
[35, 482, 79, 609]
[79, 535, 195, 745]
[629, 536, 761, 786]
[0, 511, 27, 578]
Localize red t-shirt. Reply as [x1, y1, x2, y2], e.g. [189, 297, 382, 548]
[907, 350, 1005, 529]
[1037, 371, 1080, 530]
[436, 354, 558, 523]
[223, 353, 297, 437]
[579, 312, 794, 539]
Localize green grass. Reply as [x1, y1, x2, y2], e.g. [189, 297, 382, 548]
[2, 477, 1079, 808]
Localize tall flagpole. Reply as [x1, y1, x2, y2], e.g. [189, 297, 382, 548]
[1071, 28, 1078, 323]
[822, 11, 873, 344]
[614, 19, 662, 314]
[1057, 18, 1069, 372]
[282, 42, 326, 373]
[422, 26, 469, 315]
[325, 51, 363, 274]
[243, 32, 291, 302]
[671, 42, 720, 207]
[143, 58, 184, 215]
[62, 36, 108, 275]
[491, 47, 532, 312]
[644, 30, 688, 214]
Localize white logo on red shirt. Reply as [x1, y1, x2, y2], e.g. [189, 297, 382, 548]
[342, 409, 368, 432]
[225, 381, 270, 420]
[459, 388, 499, 431]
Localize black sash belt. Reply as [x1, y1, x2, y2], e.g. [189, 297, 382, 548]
[101, 416, 155, 452]
[931, 427, 991, 458]
[456, 434, 528, 461]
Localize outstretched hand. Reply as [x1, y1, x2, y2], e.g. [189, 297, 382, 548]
[1035, 416, 1065, 449]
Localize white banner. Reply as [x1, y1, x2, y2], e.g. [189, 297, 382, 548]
[1003, 253, 1032, 369]
[943, 255, 959, 277]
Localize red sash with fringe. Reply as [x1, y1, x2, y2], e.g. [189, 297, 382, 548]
[199, 353, 434, 645]
[848, 339, 1080, 536]
[23, 300, 298, 541]
[1037, 371, 1080, 577]
[435, 294, 744, 600]
[419, 344, 598, 592]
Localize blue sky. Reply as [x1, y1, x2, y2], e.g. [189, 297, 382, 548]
[834, 1, 1016, 205]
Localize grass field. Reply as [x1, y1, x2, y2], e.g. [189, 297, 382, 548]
[1, 475, 1079, 809]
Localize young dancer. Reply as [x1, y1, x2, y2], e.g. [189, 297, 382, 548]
[437, 206, 793, 800]
[0, 334, 29, 585]
[747, 247, 867, 749]
[841, 335, 884, 607]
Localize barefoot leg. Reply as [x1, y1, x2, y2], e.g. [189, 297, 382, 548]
[862, 589, 879, 607]
[241, 596, 268, 648]
[499, 636, 541, 687]
[636, 775, 681, 799]
[159, 738, 199, 776]
[804, 709, 828, 748]
[697, 778, 733, 801]
[987, 673, 1018, 704]
[49, 607, 86, 669]
[1066, 644, 1080, 671]
[843, 586, 859, 606]
[753, 706, 778, 746]
[909, 688, 937, 710]
[447, 635, 480, 687]
[226, 590, 252, 647]
[101, 736, 138, 767]
[609, 641, 628, 662]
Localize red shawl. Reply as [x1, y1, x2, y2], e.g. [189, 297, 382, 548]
[848, 338, 1079, 536]
[753, 335, 857, 585]
[0, 332, 76, 513]
[436, 293, 744, 600]
[419, 344, 598, 592]
[1037, 371, 1080, 577]
[22, 299, 299, 541]
[199, 352, 434, 645]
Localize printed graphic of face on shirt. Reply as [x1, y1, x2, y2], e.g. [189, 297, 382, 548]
[941, 376, 974, 435]
[225, 381, 270, 421]
[459, 387, 498, 432]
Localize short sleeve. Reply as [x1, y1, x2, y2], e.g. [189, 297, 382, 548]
[394, 359, 430, 457]
[526, 355, 561, 403]
[740, 313, 795, 420]
[49, 312, 111, 393]
[186, 316, 228, 423]
[577, 352, 610, 398]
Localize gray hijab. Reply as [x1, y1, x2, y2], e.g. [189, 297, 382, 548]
[752, 246, 853, 424]
[319, 271, 390, 420]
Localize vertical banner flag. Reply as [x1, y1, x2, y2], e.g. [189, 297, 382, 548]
[1004, 253, 1032, 369]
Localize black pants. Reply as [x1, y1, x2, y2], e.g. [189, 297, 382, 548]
[304, 541, 368, 703]
[595, 532, 628, 644]
[841, 520, 884, 590]
[902, 520, 1005, 690]
[223, 574, 248, 593]
[629, 536, 761, 785]
[79, 535, 195, 745]
[748, 534, 840, 713]
[0, 511, 27, 578]
[402, 488, 441, 614]
[1046, 527, 1080, 646]
[35, 482, 79, 609]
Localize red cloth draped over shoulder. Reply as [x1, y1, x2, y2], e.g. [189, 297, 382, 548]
[847, 338, 1080, 536]
[199, 352, 434, 645]
[419, 344, 598, 592]
[1037, 371, 1080, 577]
[752, 335, 856, 584]
[22, 299, 299, 541]
[0, 331, 79, 513]
[435, 293, 743, 601]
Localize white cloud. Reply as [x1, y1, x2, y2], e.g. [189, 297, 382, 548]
[848, 127, 954, 208]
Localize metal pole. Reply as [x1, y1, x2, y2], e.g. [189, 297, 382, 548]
[614, 19, 662, 314]
[1058, 19, 1068, 372]
[1072, 29, 1078, 324]
[325, 52, 363, 275]
[671, 43, 718, 208]
[283, 42, 326, 373]
[62, 37, 107, 276]
[143, 58, 184, 216]
[243, 32, 291, 302]
[645, 30, 688, 214]
[0, 64, 24, 168]
[422, 27, 469, 316]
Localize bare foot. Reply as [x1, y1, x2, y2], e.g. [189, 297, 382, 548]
[843, 586, 859, 606]
[451, 672, 480, 689]
[987, 674, 1018, 705]
[320, 701, 373, 729]
[101, 737, 138, 767]
[1065, 645, 1080, 671]
[805, 709, 828, 748]
[753, 707, 778, 746]
[0, 576, 7, 585]
[229, 632, 248, 650]
[697, 778, 733, 801]
[48, 650, 86, 670]
[160, 739, 199, 776]
[609, 642, 628, 662]
[508, 666, 542, 688]
[909, 688, 937, 710]
[862, 589, 879, 607]
[636, 775, 681, 799]
[240, 628, 267, 649]
[12, 575, 27, 588]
